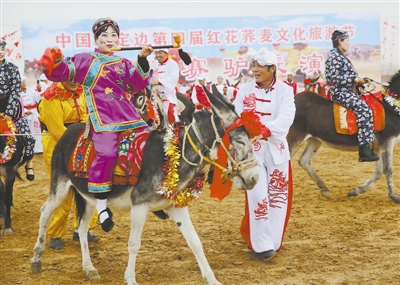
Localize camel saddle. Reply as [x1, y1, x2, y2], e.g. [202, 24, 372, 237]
[68, 129, 151, 186]
[333, 92, 385, 135]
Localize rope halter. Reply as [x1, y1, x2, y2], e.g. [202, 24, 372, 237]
[182, 113, 258, 180]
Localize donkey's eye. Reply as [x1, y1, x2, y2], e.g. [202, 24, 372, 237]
[234, 140, 245, 146]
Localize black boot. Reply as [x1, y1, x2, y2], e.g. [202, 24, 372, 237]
[358, 144, 379, 162]
[98, 208, 114, 232]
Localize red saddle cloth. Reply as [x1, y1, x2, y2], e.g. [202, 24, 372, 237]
[68, 129, 151, 186]
[333, 92, 385, 135]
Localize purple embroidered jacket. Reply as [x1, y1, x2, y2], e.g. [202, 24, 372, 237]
[43, 49, 150, 136]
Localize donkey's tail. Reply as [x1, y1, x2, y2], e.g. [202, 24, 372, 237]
[73, 187, 86, 223]
[13, 156, 27, 181]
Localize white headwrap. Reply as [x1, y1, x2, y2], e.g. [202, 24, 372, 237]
[246, 47, 277, 66]
[156, 48, 169, 54]
[39, 74, 48, 81]
[197, 74, 206, 81]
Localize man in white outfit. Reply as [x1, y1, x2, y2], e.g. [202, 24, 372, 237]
[150, 48, 180, 128]
[190, 74, 212, 111]
[215, 74, 226, 94]
[232, 48, 296, 260]
[20, 76, 43, 153]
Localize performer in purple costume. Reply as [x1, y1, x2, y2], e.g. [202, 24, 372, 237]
[39, 17, 154, 232]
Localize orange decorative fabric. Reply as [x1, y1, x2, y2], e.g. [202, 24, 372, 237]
[210, 119, 243, 201]
[334, 92, 385, 135]
[69, 129, 150, 186]
[43, 82, 83, 101]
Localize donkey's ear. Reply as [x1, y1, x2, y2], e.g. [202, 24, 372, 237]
[211, 84, 230, 104]
[202, 86, 237, 126]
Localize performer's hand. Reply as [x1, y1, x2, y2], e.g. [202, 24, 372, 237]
[139, 45, 153, 57]
[357, 77, 367, 85]
[151, 80, 158, 86]
[38, 46, 63, 75]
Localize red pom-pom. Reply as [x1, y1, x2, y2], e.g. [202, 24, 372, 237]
[38, 47, 63, 75]
[240, 110, 271, 139]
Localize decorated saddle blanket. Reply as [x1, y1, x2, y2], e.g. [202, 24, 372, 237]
[68, 129, 151, 186]
[333, 92, 385, 135]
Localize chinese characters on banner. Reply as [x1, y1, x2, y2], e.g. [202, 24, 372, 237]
[1, 29, 24, 72]
[21, 13, 395, 83]
[380, 17, 399, 82]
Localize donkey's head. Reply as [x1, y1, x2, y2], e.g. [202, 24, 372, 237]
[387, 70, 400, 98]
[201, 85, 259, 190]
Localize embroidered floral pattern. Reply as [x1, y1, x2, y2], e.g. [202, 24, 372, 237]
[243, 93, 257, 110]
[268, 169, 288, 209]
[102, 63, 132, 102]
[99, 70, 110, 77]
[254, 197, 268, 220]
[114, 63, 126, 88]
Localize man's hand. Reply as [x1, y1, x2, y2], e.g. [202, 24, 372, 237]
[357, 77, 367, 85]
[38, 46, 63, 75]
[251, 134, 263, 143]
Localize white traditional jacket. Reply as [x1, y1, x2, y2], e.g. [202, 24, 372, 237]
[215, 83, 227, 94]
[20, 87, 41, 119]
[233, 78, 296, 165]
[150, 58, 179, 104]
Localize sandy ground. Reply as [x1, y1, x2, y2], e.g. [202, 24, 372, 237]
[0, 140, 399, 285]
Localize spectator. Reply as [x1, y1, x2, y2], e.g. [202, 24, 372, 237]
[20, 76, 43, 153]
[284, 72, 298, 95]
[39, 81, 99, 249]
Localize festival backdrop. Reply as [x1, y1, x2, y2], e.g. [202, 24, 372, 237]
[1, 30, 24, 72]
[20, 13, 393, 84]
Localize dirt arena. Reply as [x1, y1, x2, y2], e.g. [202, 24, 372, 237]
[0, 140, 399, 285]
